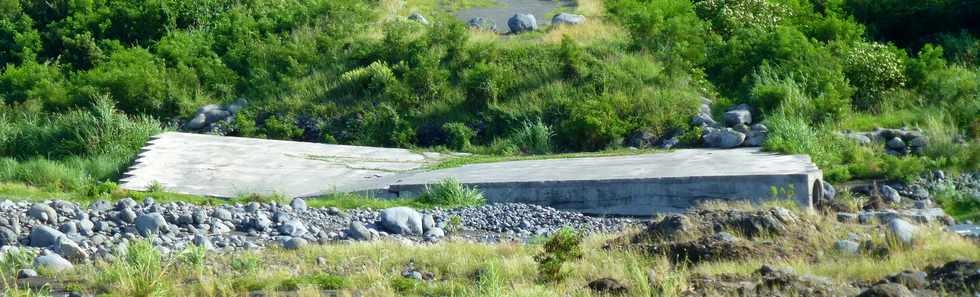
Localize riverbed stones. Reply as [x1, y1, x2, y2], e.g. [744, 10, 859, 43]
[703, 128, 746, 149]
[380, 207, 424, 235]
[279, 220, 307, 237]
[290, 198, 307, 212]
[347, 221, 374, 241]
[408, 13, 429, 25]
[507, 14, 538, 33]
[881, 185, 901, 204]
[834, 239, 860, 255]
[282, 237, 308, 250]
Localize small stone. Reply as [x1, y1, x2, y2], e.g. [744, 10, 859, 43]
[316, 256, 327, 266]
[17, 269, 37, 279]
[466, 17, 497, 32]
[834, 240, 860, 255]
[408, 13, 429, 25]
[424, 227, 445, 238]
[886, 271, 928, 289]
[290, 198, 307, 212]
[821, 181, 836, 201]
[212, 208, 233, 221]
[380, 207, 423, 235]
[587, 277, 628, 295]
[116, 198, 138, 211]
[422, 214, 435, 232]
[837, 212, 858, 223]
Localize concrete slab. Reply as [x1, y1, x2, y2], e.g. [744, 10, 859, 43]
[385, 149, 823, 215]
[121, 133, 823, 215]
[119, 132, 447, 197]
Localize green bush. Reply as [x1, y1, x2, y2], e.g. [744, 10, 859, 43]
[840, 41, 907, 110]
[442, 122, 475, 151]
[534, 227, 583, 282]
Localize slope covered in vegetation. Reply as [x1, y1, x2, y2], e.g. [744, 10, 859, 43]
[0, 0, 977, 196]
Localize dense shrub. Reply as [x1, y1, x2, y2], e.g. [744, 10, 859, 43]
[839, 41, 907, 110]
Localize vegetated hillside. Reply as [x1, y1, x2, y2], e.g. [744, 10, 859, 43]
[0, 0, 977, 195]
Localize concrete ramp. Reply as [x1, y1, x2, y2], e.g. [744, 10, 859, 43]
[119, 132, 447, 197]
[121, 133, 823, 215]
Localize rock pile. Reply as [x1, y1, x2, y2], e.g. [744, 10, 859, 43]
[693, 101, 768, 149]
[837, 127, 929, 155]
[0, 199, 633, 270]
[183, 99, 247, 133]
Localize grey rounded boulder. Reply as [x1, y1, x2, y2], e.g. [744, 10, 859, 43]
[34, 253, 73, 272]
[551, 13, 585, 26]
[29, 226, 66, 247]
[28, 203, 58, 224]
[507, 14, 538, 33]
[408, 13, 429, 25]
[282, 237, 308, 250]
[380, 207, 424, 235]
[880, 185, 901, 204]
[278, 220, 307, 237]
[887, 218, 916, 245]
[347, 221, 375, 241]
[135, 213, 168, 236]
[466, 17, 497, 32]
[290, 198, 307, 212]
[703, 128, 746, 148]
[723, 109, 752, 127]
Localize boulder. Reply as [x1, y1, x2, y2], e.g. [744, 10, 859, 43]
[278, 220, 307, 237]
[466, 17, 497, 32]
[507, 14, 538, 33]
[821, 181, 836, 201]
[587, 277, 628, 295]
[89, 200, 112, 212]
[282, 237, 308, 250]
[723, 109, 752, 127]
[115, 198, 138, 210]
[29, 226, 66, 247]
[17, 269, 37, 279]
[886, 137, 906, 150]
[408, 13, 429, 25]
[28, 203, 58, 224]
[212, 208, 233, 221]
[55, 238, 88, 261]
[134, 213, 167, 236]
[551, 13, 585, 26]
[185, 113, 207, 130]
[192, 234, 214, 250]
[34, 254, 73, 272]
[422, 214, 436, 232]
[116, 208, 137, 223]
[380, 207, 424, 235]
[691, 112, 717, 126]
[880, 185, 901, 204]
[347, 221, 375, 241]
[887, 219, 916, 245]
[424, 227, 445, 239]
[857, 283, 914, 297]
[290, 198, 307, 212]
[625, 130, 658, 148]
[703, 128, 745, 148]
[0, 227, 18, 246]
[834, 239, 860, 255]
[227, 98, 248, 114]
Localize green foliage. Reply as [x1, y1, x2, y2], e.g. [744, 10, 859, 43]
[694, 0, 793, 35]
[280, 273, 350, 290]
[418, 178, 486, 208]
[442, 122, 475, 151]
[840, 41, 907, 110]
[230, 253, 262, 274]
[607, 0, 717, 68]
[510, 120, 554, 155]
[533, 227, 583, 282]
[98, 239, 169, 297]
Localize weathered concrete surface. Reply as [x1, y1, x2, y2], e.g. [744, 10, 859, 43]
[386, 149, 823, 215]
[122, 133, 823, 215]
[119, 132, 446, 197]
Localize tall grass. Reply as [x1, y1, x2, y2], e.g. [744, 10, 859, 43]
[417, 178, 486, 207]
[97, 239, 171, 297]
[510, 120, 554, 155]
